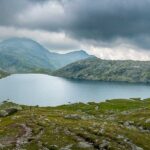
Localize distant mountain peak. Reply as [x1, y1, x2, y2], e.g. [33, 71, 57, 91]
[64, 50, 90, 57]
[1, 37, 43, 47]
[77, 50, 88, 53]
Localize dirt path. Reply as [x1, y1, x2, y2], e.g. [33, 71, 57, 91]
[14, 124, 32, 150]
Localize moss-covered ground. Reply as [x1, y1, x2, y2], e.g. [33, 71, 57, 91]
[0, 98, 150, 150]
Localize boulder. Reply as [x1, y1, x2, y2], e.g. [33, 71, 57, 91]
[0, 108, 18, 117]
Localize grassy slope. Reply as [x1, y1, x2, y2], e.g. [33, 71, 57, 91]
[53, 58, 150, 83]
[0, 99, 150, 150]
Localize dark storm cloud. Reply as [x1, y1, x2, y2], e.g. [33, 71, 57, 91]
[1, 0, 150, 49]
[64, 0, 150, 42]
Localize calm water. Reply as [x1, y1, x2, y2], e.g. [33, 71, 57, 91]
[0, 74, 150, 106]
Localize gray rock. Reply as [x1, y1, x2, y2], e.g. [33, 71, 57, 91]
[60, 144, 72, 150]
[124, 121, 134, 126]
[95, 106, 99, 110]
[106, 116, 115, 121]
[124, 121, 130, 126]
[0, 110, 8, 117]
[117, 135, 124, 139]
[0, 108, 18, 117]
[145, 118, 150, 123]
[78, 142, 92, 148]
[99, 128, 105, 134]
[99, 140, 110, 149]
[129, 121, 135, 125]
[125, 140, 143, 150]
[64, 114, 81, 120]
[81, 115, 95, 120]
[130, 143, 143, 150]
[138, 126, 150, 133]
[121, 111, 129, 115]
[0, 143, 4, 149]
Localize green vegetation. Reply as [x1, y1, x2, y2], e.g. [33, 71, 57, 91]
[53, 57, 150, 83]
[0, 98, 150, 149]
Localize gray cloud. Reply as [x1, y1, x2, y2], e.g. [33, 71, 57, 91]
[0, 0, 30, 25]
[64, 0, 150, 45]
[0, 0, 150, 50]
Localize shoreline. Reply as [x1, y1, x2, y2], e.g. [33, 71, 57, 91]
[1, 73, 150, 85]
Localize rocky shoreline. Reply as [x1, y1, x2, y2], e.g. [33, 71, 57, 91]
[0, 98, 150, 150]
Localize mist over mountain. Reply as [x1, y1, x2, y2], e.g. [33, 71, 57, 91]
[0, 38, 91, 73]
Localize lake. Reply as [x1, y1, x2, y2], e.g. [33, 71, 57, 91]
[0, 74, 150, 106]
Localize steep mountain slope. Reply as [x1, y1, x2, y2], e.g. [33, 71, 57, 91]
[53, 57, 150, 83]
[0, 38, 91, 73]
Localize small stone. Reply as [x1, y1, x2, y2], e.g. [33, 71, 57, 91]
[78, 142, 92, 148]
[95, 106, 99, 110]
[60, 144, 72, 150]
[99, 140, 110, 149]
[81, 115, 95, 120]
[64, 114, 81, 120]
[145, 118, 150, 123]
[129, 121, 134, 125]
[99, 128, 105, 134]
[124, 121, 130, 126]
[131, 143, 143, 150]
[135, 146, 144, 150]
[0, 144, 4, 148]
[107, 116, 115, 121]
[117, 135, 124, 139]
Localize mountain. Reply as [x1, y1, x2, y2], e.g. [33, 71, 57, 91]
[0, 38, 91, 73]
[53, 57, 150, 83]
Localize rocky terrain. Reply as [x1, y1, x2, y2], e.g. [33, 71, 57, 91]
[0, 98, 150, 150]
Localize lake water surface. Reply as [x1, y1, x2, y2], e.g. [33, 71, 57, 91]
[0, 74, 150, 106]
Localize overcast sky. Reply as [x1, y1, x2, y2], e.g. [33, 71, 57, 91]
[1, 0, 150, 60]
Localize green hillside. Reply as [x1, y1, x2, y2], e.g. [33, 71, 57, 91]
[53, 57, 150, 83]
